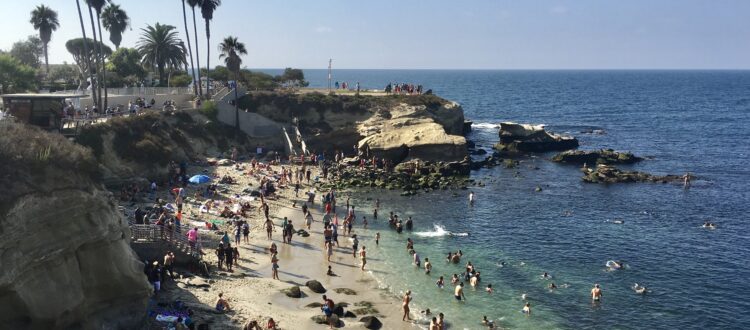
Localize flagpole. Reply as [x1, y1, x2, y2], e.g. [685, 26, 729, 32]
[328, 59, 332, 92]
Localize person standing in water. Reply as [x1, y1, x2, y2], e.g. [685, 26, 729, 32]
[375, 232, 380, 246]
[455, 282, 467, 302]
[522, 302, 531, 315]
[469, 191, 475, 205]
[402, 290, 412, 321]
[424, 258, 432, 275]
[591, 284, 603, 302]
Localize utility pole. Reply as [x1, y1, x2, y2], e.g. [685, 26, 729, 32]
[327, 58, 332, 92]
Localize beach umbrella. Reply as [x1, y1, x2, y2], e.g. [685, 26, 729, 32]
[188, 174, 211, 184]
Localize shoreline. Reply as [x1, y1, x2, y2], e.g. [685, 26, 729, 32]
[137, 160, 417, 329]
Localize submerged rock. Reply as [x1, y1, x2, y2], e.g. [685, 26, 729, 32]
[493, 122, 578, 153]
[552, 149, 643, 165]
[582, 165, 683, 184]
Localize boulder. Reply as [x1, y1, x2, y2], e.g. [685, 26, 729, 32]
[306, 280, 327, 293]
[343, 311, 357, 318]
[282, 286, 302, 298]
[552, 149, 643, 165]
[360, 316, 383, 330]
[494, 122, 578, 153]
[332, 305, 345, 317]
[305, 302, 324, 308]
[312, 314, 342, 327]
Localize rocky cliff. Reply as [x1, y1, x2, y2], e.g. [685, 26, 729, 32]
[238, 92, 467, 162]
[0, 121, 152, 329]
[75, 110, 279, 185]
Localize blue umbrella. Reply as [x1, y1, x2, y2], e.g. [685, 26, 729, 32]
[188, 174, 211, 184]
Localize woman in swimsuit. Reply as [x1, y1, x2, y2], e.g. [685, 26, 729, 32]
[402, 290, 412, 321]
[271, 253, 280, 280]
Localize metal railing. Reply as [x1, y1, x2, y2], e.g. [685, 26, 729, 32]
[129, 222, 204, 259]
[53, 87, 194, 96]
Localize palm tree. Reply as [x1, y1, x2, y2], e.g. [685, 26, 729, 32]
[137, 23, 187, 85]
[75, 0, 97, 104]
[29, 5, 60, 76]
[200, 0, 221, 97]
[181, 0, 198, 96]
[187, 0, 202, 96]
[86, 0, 109, 109]
[219, 36, 246, 131]
[101, 3, 130, 49]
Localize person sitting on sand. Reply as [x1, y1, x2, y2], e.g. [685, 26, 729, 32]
[327, 265, 335, 276]
[266, 318, 278, 330]
[215, 293, 231, 312]
[243, 320, 262, 330]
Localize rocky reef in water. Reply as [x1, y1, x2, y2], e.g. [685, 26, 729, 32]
[493, 122, 578, 153]
[238, 92, 467, 163]
[319, 158, 476, 196]
[552, 149, 643, 165]
[0, 121, 151, 328]
[582, 165, 683, 184]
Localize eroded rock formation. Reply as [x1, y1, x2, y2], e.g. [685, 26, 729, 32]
[494, 122, 578, 153]
[0, 122, 151, 329]
[552, 149, 643, 165]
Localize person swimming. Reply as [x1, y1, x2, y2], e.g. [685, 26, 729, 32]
[633, 283, 648, 294]
[542, 272, 551, 279]
[436, 276, 445, 288]
[702, 221, 717, 229]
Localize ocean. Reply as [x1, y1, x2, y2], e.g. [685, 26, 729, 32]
[267, 69, 750, 329]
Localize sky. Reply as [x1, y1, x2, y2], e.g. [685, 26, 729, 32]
[2, 0, 749, 70]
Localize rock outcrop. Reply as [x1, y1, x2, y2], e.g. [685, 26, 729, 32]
[494, 122, 578, 153]
[238, 92, 467, 163]
[305, 280, 327, 294]
[552, 149, 643, 165]
[582, 165, 683, 184]
[357, 103, 467, 162]
[0, 122, 151, 329]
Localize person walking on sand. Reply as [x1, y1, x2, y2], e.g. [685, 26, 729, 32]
[359, 246, 367, 270]
[265, 218, 274, 240]
[352, 235, 359, 258]
[326, 241, 333, 263]
[402, 290, 412, 321]
[376, 232, 380, 246]
[591, 284, 603, 302]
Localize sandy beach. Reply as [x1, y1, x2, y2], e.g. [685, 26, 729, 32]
[138, 159, 414, 329]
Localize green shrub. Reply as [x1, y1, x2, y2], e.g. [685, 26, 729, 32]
[201, 101, 218, 120]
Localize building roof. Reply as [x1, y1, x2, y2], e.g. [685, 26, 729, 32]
[0, 93, 87, 99]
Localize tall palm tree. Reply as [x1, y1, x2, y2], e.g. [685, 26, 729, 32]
[75, 0, 97, 104]
[219, 36, 246, 131]
[29, 5, 60, 76]
[137, 23, 187, 85]
[86, 0, 109, 109]
[187, 0, 202, 96]
[200, 0, 221, 97]
[181, 0, 198, 96]
[101, 3, 129, 49]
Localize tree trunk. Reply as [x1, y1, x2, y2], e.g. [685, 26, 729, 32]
[234, 70, 240, 133]
[97, 16, 108, 110]
[182, 0, 198, 97]
[87, 5, 101, 109]
[191, 7, 202, 97]
[205, 19, 211, 97]
[76, 0, 96, 109]
[75, 0, 94, 97]
[44, 42, 49, 76]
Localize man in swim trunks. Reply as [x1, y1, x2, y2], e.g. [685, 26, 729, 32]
[321, 295, 335, 329]
[359, 246, 367, 270]
[591, 284, 602, 301]
[424, 258, 432, 275]
[351, 235, 359, 258]
[402, 290, 412, 321]
[265, 218, 274, 240]
[455, 282, 466, 301]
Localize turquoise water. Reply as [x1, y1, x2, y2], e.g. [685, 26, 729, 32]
[281, 70, 750, 329]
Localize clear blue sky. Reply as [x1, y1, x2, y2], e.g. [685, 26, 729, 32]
[2, 0, 749, 69]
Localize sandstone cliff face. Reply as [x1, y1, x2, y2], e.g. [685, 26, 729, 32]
[239, 93, 467, 161]
[0, 122, 151, 329]
[358, 103, 467, 162]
